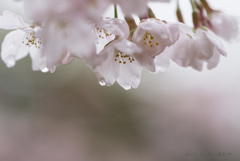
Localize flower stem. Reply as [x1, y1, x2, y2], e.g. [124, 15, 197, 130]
[176, 0, 184, 23]
[200, 0, 214, 14]
[190, 0, 200, 29]
[114, 4, 118, 18]
[125, 16, 137, 30]
[190, 0, 197, 12]
[147, 6, 156, 18]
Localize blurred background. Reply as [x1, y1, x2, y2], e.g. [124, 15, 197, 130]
[0, 0, 240, 161]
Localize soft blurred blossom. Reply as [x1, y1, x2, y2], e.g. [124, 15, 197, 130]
[0, 0, 240, 161]
[0, 10, 46, 70]
[89, 17, 143, 90]
[43, 15, 96, 72]
[208, 12, 240, 42]
[166, 23, 226, 71]
[132, 19, 179, 72]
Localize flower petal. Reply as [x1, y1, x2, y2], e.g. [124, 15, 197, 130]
[133, 19, 179, 57]
[91, 44, 120, 86]
[1, 30, 29, 67]
[153, 52, 170, 73]
[43, 16, 96, 70]
[0, 10, 28, 30]
[117, 60, 142, 90]
[210, 12, 239, 41]
[29, 46, 47, 71]
[114, 39, 143, 89]
[97, 17, 129, 39]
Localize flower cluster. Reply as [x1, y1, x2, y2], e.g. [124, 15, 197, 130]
[0, 0, 239, 90]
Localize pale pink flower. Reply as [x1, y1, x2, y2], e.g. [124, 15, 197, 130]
[165, 24, 227, 71]
[152, 52, 171, 73]
[132, 18, 179, 72]
[43, 15, 96, 72]
[91, 39, 143, 90]
[133, 19, 179, 57]
[0, 10, 46, 71]
[88, 18, 143, 90]
[208, 12, 240, 41]
[94, 17, 127, 54]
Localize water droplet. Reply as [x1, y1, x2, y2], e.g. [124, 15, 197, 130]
[99, 80, 106, 86]
[41, 67, 49, 73]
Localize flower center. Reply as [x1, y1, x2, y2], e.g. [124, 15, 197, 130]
[143, 31, 159, 48]
[95, 26, 115, 53]
[114, 50, 135, 64]
[95, 27, 113, 40]
[22, 32, 42, 49]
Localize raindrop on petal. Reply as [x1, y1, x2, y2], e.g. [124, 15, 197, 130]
[41, 67, 49, 73]
[99, 79, 106, 86]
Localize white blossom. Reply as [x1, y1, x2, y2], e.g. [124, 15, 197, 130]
[94, 17, 128, 54]
[208, 12, 240, 41]
[42, 15, 96, 72]
[88, 18, 143, 90]
[132, 18, 179, 72]
[92, 39, 143, 90]
[0, 10, 46, 71]
[165, 24, 227, 71]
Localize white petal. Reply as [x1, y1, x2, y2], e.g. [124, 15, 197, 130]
[29, 46, 47, 71]
[207, 48, 221, 69]
[64, 20, 96, 59]
[190, 59, 203, 71]
[92, 44, 120, 86]
[43, 16, 96, 70]
[168, 25, 226, 71]
[61, 52, 75, 65]
[114, 39, 143, 89]
[1, 30, 29, 67]
[204, 29, 227, 57]
[167, 29, 194, 68]
[210, 12, 239, 41]
[133, 19, 179, 57]
[117, 60, 142, 90]
[114, 39, 142, 55]
[168, 22, 180, 43]
[153, 52, 170, 73]
[0, 10, 28, 30]
[43, 23, 65, 70]
[195, 30, 215, 59]
[97, 17, 129, 39]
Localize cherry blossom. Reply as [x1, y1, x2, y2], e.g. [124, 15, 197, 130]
[0, 10, 46, 71]
[165, 24, 227, 71]
[132, 18, 179, 72]
[94, 17, 127, 54]
[207, 12, 240, 41]
[133, 19, 179, 57]
[91, 39, 143, 90]
[1, 0, 238, 90]
[88, 17, 143, 90]
[42, 15, 96, 72]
